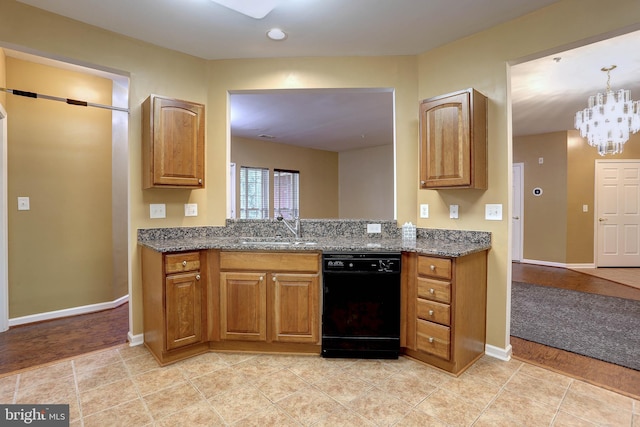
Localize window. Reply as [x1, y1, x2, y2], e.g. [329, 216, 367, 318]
[240, 167, 269, 219]
[274, 169, 299, 219]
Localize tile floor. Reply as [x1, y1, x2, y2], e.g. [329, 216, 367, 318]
[0, 344, 638, 426]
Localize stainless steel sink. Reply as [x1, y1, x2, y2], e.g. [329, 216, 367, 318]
[240, 239, 317, 246]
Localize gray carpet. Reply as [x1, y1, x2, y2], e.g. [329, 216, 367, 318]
[511, 281, 640, 371]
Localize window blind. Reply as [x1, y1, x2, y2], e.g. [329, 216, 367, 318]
[274, 169, 299, 219]
[240, 166, 269, 219]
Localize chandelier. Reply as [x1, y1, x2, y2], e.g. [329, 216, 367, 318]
[574, 65, 640, 155]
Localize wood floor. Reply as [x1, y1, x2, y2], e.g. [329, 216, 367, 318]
[512, 262, 640, 399]
[0, 265, 638, 400]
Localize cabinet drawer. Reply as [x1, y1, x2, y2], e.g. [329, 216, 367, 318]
[417, 256, 451, 280]
[416, 319, 450, 360]
[416, 298, 450, 326]
[417, 277, 451, 304]
[165, 252, 200, 274]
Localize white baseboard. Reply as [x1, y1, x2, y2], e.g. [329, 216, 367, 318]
[519, 259, 596, 269]
[485, 343, 512, 361]
[128, 332, 144, 346]
[8, 294, 129, 327]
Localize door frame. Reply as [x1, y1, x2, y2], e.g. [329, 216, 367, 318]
[594, 159, 640, 267]
[512, 162, 524, 262]
[0, 102, 8, 332]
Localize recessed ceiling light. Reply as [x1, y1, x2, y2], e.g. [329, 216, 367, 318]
[267, 28, 288, 41]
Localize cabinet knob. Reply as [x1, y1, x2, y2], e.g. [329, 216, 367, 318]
[428, 337, 434, 343]
[429, 288, 435, 294]
[195, 274, 200, 281]
[198, 178, 203, 184]
[182, 260, 187, 266]
[420, 180, 426, 185]
[428, 310, 434, 316]
[259, 276, 264, 281]
[272, 276, 276, 282]
[430, 265, 435, 271]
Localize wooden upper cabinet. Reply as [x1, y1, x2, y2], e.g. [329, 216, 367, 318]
[419, 88, 487, 189]
[142, 95, 205, 189]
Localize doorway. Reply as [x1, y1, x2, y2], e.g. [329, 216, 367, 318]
[512, 163, 524, 262]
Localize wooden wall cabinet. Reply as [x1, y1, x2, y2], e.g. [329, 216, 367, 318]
[403, 251, 487, 375]
[419, 88, 487, 189]
[141, 248, 208, 365]
[142, 94, 205, 189]
[218, 251, 320, 344]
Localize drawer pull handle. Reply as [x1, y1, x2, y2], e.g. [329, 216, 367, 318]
[430, 265, 435, 271]
[429, 288, 435, 294]
[428, 310, 434, 316]
[195, 274, 200, 281]
[182, 260, 187, 266]
[428, 337, 434, 343]
[260, 276, 264, 281]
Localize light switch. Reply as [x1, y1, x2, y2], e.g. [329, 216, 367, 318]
[150, 203, 166, 219]
[450, 204, 459, 219]
[485, 204, 503, 221]
[583, 204, 589, 213]
[367, 223, 381, 233]
[17, 197, 30, 211]
[184, 203, 198, 217]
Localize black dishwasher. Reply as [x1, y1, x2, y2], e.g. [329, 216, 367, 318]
[321, 252, 401, 359]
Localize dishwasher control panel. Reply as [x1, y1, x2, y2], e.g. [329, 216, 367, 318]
[323, 253, 401, 273]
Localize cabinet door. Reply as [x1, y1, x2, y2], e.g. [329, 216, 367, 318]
[220, 272, 267, 341]
[272, 273, 320, 343]
[420, 91, 471, 188]
[144, 95, 205, 188]
[165, 271, 203, 350]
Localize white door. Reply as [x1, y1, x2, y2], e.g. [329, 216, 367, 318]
[512, 163, 524, 262]
[595, 160, 640, 267]
[0, 103, 7, 332]
[228, 163, 236, 218]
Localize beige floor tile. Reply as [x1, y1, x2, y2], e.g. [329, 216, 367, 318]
[440, 372, 503, 409]
[376, 369, 437, 406]
[311, 370, 373, 404]
[208, 384, 272, 424]
[254, 368, 309, 402]
[117, 344, 150, 360]
[18, 361, 74, 390]
[75, 361, 129, 392]
[15, 374, 77, 404]
[142, 382, 204, 421]
[0, 375, 17, 402]
[484, 389, 559, 427]
[341, 359, 401, 385]
[416, 388, 487, 427]
[231, 404, 300, 427]
[518, 362, 574, 388]
[633, 413, 639, 425]
[132, 365, 186, 396]
[83, 398, 152, 427]
[287, 357, 345, 384]
[190, 365, 250, 399]
[276, 386, 343, 426]
[234, 357, 286, 383]
[399, 361, 451, 387]
[551, 410, 599, 426]
[122, 352, 161, 376]
[214, 351, 258, 366]
[395, 409, 449, 427]
[346, 386, 413, 426]
[504, 370, 569, 408]
[74, 348, 122, 373]
[464, 355, 522, 386]
[79, 377, 139, 416]
[312, 404, 376, 427]
[473, 408, 525, 427]
[156, 400, 225, 427]
[568, 380, 635, 411]
[560, 385, 633, 426]
[175, 352, 228, 379]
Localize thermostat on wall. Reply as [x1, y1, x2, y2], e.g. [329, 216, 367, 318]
[532, 187, 543, 196]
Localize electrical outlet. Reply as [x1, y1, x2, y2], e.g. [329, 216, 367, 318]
[17, 197, 30, 211]
[420, 204, 429, 218]
[184, 203, 198, 217]
[485, 204, 503, 221]
[583, 204, 589, 213]
[367, 223, 381, 233]
[450, 204, 459, 219]
[150, 203, 166, 219]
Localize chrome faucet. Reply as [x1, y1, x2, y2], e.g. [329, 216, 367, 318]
[277, 215, 300, 239]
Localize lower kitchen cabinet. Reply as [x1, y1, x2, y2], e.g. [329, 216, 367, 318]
[403, 250, 488, 375]
[218, 251, 320, 345]
[141, 247, 208, 365]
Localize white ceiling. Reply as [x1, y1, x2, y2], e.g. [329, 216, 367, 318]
[11, 0, 640, 150]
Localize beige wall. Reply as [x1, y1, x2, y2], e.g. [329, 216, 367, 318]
[339, 144, 394, 219]
[231, 136, 339, 218]
[0, 48, 5, 106]
[6, 57, 113, 317]
[1, 0, 639, 348]
[513, 132, 568, 263]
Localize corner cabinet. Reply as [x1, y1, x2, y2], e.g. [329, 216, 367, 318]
[141, 247, 208, 365]
[217, 251, 321, 346]
[402, 250, 487, 375]
[142, 95, 205, 189]
[419, 88, 487, 189]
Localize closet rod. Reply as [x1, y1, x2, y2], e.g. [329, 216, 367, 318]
[0, 87, 129, 113]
